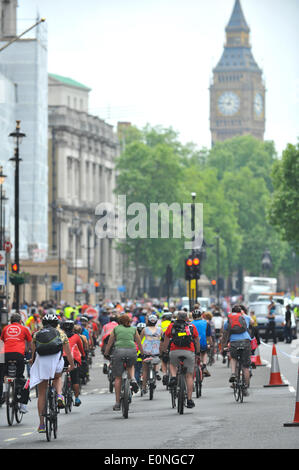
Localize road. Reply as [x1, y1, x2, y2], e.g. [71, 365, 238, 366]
[0, 340, 298, 450]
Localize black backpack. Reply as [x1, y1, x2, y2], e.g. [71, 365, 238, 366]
[171, 321, 195, 348]
[35, 326, 63, 356]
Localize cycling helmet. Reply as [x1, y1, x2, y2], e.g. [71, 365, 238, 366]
[80, 316, 89, 323]
[60, 320, 74, 331]
[42, 313, 59, 327]
[136, 322, 146, 332]
[147, 314, 158, 325]
[162, 311, 172, 320]
[192, 309, 202, 319]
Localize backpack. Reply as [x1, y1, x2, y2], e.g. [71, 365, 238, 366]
[171, 321, 194, 348]
[35, 326, 63, 356]
[227, 313, 248, 335]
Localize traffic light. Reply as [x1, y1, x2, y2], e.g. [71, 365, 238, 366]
[94, 281, 100, 293]
[12, 263, 18, 273]
[185, 257, 193, 281]
[192, 256, 201, 279]
[211, 279, 216, 292]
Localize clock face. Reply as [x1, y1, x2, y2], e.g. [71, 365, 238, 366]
[218, 92, 240, 116]
[254, 93, 263, 116]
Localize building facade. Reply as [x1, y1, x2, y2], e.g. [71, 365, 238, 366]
[48, 73, 126, 303]
[210, 0, 265, 145]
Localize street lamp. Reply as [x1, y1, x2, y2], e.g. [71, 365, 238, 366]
[86, 222, 92, 304]
[0, 166, 7, 250]
[72, 215, 81, 303]
[9, 120, 26, 312]
[56, 206, 64, 303]
[262, 249, 272, 274]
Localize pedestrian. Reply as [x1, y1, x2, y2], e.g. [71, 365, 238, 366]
[284, 305, 292, 344]
[265, 298, 277, 344]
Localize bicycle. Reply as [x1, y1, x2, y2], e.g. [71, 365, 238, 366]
[43, 377, 59, 441]
[107, 362, 114, 393]
[62, 367, 73, 414]
[193, 356, 203, 398]
[142, 356, 160, 400]
[176, 356, 188, 415]
[5, 359, 29, 426]
[120, 356, 133, 419]
[231, 346, 247, 403]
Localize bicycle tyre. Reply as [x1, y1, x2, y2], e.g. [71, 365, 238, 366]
[171, 387, 176, 408]
[45, 390, 52, 442]
[109, 376, 114, 393]
[195, 367, 202, 398]
[15, 403, 24, 423]
[6, 382, 15, 426]
[121, 379, 130, 419]
[149, 381, 155, 400]
[63, 376, 69, 414]
[177, 374, 185, 415]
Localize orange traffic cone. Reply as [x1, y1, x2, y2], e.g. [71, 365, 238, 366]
[284, 364, 299, 427]
[254, 346, 266, 367]
[264, 344, 288, 388]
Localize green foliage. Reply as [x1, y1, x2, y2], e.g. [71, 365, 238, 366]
[268, 142, 299, 253]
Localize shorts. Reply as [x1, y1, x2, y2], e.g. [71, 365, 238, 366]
[229, 340, 251, 368]
[111, 348, 137, 377]
[169, 350, 195, 374]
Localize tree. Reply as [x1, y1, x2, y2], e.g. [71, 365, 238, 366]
[268, 142, 299, 253]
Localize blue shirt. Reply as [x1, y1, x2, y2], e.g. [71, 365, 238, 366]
[224, 314, 251, 342]
[191, 319, 211, 348]
[81, 327, 90, 341]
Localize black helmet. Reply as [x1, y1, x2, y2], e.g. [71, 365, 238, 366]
[60, 320, 74, 332]
[192, 309, 202, 320]
[42, 313, 59, 327]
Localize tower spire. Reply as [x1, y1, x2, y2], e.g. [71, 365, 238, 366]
[226, 0, 250, 33]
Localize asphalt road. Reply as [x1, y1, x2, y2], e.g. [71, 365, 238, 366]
[0, 340, 298, 450]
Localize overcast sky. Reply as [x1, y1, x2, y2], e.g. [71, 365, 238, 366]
[17, 0, 299, 155]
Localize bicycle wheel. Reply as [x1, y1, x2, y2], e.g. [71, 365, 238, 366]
[109, 375, 114, 393]
[6, 382, 15, 426]
[177, 374, 185, 415]
[239, 370, 244, 403]
[45, 394, 52, 442]
[63, 376, 69, 414]
[195, 367, 202, 398]
[15, 402, 24, 423]
[149, 381, 155, 400]
[170, 387, 176, 408]
[121, 379, 130, 419]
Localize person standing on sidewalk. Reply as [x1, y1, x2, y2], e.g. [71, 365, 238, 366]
[265, 298, 277, 344]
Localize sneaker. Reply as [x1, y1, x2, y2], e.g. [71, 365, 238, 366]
[113, 403, 121, 411]
[162, 375, 169, 386]
[57, 394, 65, 409]
[229, 373, 236, 383]
[38, 424, 46, 433]
[74, 398, 81, 407]
[130, 379, 139, 394]
[156, 373, 161, 381]
[203, 369, 211, 377]
[186, 399, 195, 409]
[20, 404, 28, 414]
[168, 377, 177, 389]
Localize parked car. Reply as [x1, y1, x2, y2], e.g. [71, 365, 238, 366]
[249, 302, 286, 341]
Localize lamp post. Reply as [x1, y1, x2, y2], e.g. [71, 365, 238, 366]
[262, 249, 272, 275]
[86, 223, 92, 304]
[9, 120, 26, 312]
[56, 207, 63, 303]
[215, 231, 220, 306]
[72, 215, 81, 304]
[0, 166, 7, 250]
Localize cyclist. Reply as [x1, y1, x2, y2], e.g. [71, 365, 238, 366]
[104, 314, 143, 411]
[160, 310, 173, 385]
[139, 314, 162, 394]
[0, 312, 32, 413]
[60, 320, 85, 407]
[29, 313, 75, 433]
[161, 310, 201, 409]
[135, 322, 146, 385]
[212, 308, 225, 363]
[191, 310, 212, 377]
[222, 305, 252, 396]
[25, 308, 42, 334]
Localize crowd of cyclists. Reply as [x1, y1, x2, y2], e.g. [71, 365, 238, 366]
[0, 298, 259, 431]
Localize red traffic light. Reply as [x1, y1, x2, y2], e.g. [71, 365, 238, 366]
[12, 263, 18, 272]
[94, 281, 100, 287]
[193, 257, 200, 266]
[211, 279, 217, 286]
[186, 259, 193, 267]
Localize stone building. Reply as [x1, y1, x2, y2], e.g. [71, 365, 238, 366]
[47, 73, 126, 303]
[210, 0, 266, 145]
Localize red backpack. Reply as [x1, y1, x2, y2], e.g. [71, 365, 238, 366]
[227, 313, 247, 335]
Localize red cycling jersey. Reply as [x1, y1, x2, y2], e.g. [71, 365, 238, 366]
[63, 333, 85, 365]
[1, 323, 32, 355]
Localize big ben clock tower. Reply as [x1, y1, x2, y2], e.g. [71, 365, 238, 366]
[210, 0, 265, 145]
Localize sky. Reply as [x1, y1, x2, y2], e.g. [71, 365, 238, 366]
[17, 0, 299, 155]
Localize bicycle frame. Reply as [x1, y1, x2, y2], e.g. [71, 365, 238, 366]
[193, 356, 203, 398]
[5, 360, 28, 426]
[176, 356, 188, 414]
[232, 347, 246, 403]
[143, 356, 160, 400]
